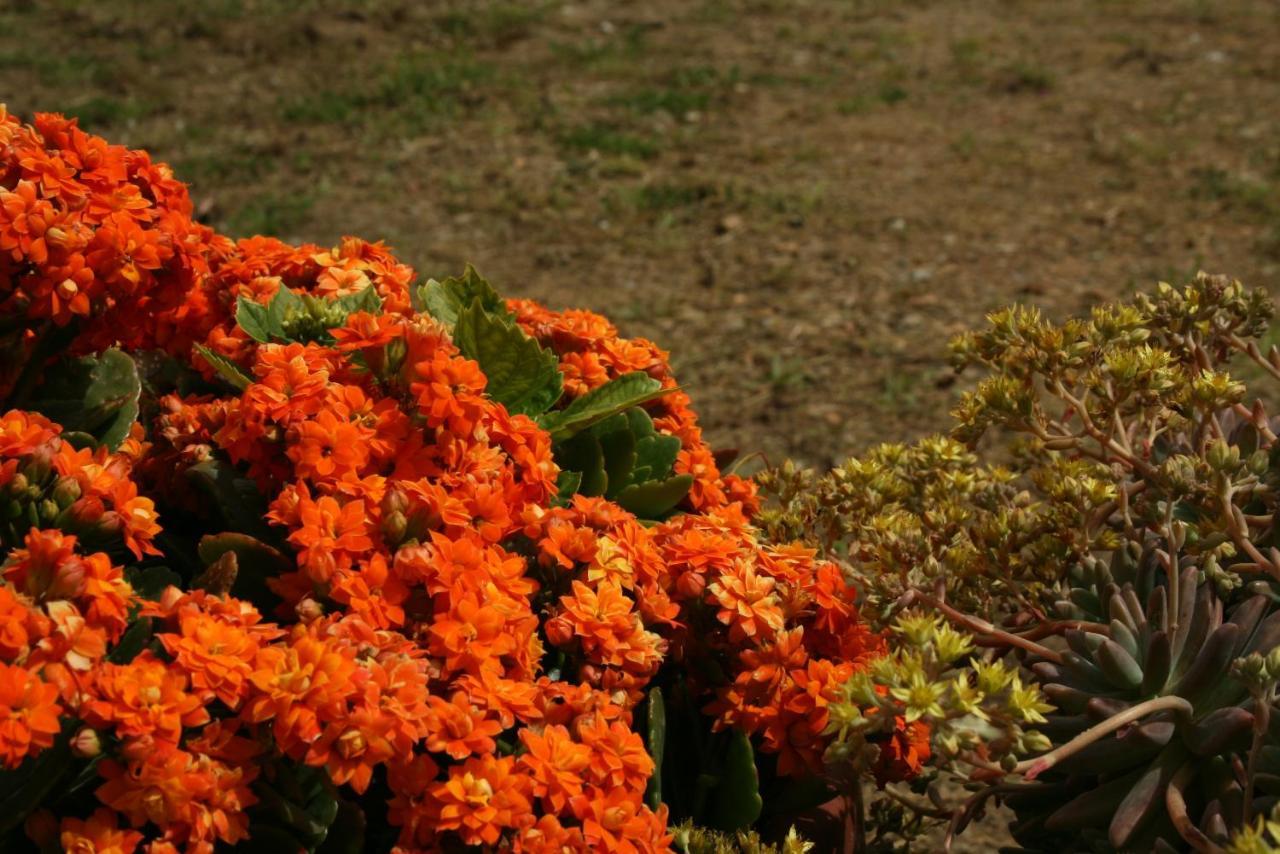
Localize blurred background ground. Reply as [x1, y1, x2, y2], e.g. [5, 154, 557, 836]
[3, 0, 1278, 472]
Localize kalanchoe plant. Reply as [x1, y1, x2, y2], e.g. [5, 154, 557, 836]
[0, 109, 917, 854]
[762, 274, 1280, 851]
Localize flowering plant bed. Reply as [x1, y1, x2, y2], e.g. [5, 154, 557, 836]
[0, 110, 921, 853]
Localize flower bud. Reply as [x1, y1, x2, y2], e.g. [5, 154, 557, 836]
[37, 498, 59, 523]
[6, 472, 28, 496]
[70, 727, 102, 758]
[47, 555, 87, 600]
[50, 476, 81, 509]
[1266, 648, 1280, 680]
[382, 510, 408, 547]
[675, 570, 706, 600]
[1249, 449, 1270, 477]
[295, 597, 324, 623]
[545, 614, 574, 647]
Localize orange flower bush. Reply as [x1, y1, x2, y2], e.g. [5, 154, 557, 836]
[0, 110, 908, 852]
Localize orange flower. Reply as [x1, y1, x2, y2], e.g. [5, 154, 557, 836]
[422, 691, 502, 760]
[305, 704, 399, 793]
[82, 653, 209, 751]
[571, 788, 672, 854]
[576, 716, 654, 795]
[427, 755, 532, 846]
[159, 611, 260, 708]
[518, 724, 589, 813]
[0, 408, 59, 455]
[706, 561, 785, 643]
[0, 662, 61, 768]
[288, 408, 373, 482]
[60, 808, 144, 854]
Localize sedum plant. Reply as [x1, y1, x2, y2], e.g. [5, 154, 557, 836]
[762, 274, 1280, 851]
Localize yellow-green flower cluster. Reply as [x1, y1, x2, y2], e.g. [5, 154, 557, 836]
[825, 613, 1051, 769]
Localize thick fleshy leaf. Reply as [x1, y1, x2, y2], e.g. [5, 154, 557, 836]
[453, 300, 563, 416]
[415, 264, 505, 326]
[29, 348, 141, 450]
[185, 459, 277, 542]
[706, 730, 763, 832]
[644, 687, 666, 810]
[593, 414, 637, 496]
[556, 432, 607, 497]
[615, 474, 694, 519]
[194, 344, 251, 391]
[236, 295, 280, 343]
[538, 372, 671, 442]
[124, 564, 182, 601]
[334, 286, 382, 315]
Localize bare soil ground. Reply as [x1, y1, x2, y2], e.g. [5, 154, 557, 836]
[4, 0, 1280, 471]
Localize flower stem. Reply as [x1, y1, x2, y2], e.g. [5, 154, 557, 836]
[1014, 695, 1193, 779]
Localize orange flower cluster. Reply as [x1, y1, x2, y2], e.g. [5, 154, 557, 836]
[0, 111, 908, 853]
[0, 107, 226, 385]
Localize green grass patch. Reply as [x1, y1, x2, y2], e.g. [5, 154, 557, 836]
[224, 190, 316, 238]
[281, 53, 493, 130]
[559, 123, 659, 159]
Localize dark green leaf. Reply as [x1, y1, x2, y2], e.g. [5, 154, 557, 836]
[198, 533, 292, 574]
[316, 800, 366, 854]
[538, 372, 672, 442]
[109, 617, 154, 663]
[29, 348, 141, 450]
[593, 414, 637, 496]
[236, 296, 279, 343]
[555, 470, 583, 506]
[614, 474, 694, 519]
[195, 344, 252, 391]
[645, 687, 666, 810]
[707, 730, 763, 832]
[199, 532, 294, 607]
[186, 460, 277, 542]
[453, 300, 563, 416]
[556, 433, 607, 497]
[632, 432, 681, 485]
[415, 264, 505, 326]
[0, 722, 75, 836]
[124, 564, 182, 601]
[333, 286, 383, 316]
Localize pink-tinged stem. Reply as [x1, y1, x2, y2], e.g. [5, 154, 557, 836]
[1014, 695, 1193, 779]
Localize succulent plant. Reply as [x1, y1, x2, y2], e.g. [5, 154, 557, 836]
[760, 274, 1280, 851]
[1002, 543, 1280, 851]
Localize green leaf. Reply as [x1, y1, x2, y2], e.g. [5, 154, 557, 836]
[614, 473, 693, 519]
[198, 532, 293, 608]
[538, 372, 671, 442]
[0, 722, 75, 836]
[554, 470, 582, 506]
[592, 414, 636, 495]
[194, 344, 252, 391]
[108, 617, 153, 663]
[334, 286, 383, 316]
[236, 295, 279, 343]
[185, 459, 278, 543]
[706, 730, 763, 832]
[29, 348, 141, 450]
[316, 799, 366, 854]
[632, 432, 681, 486]
[453, 300, 563, 417]
[415, 264, 505, 326]
[556, 433, 607, 497]
[124, 564, 182, 601]
[644, 687, 666, 810]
